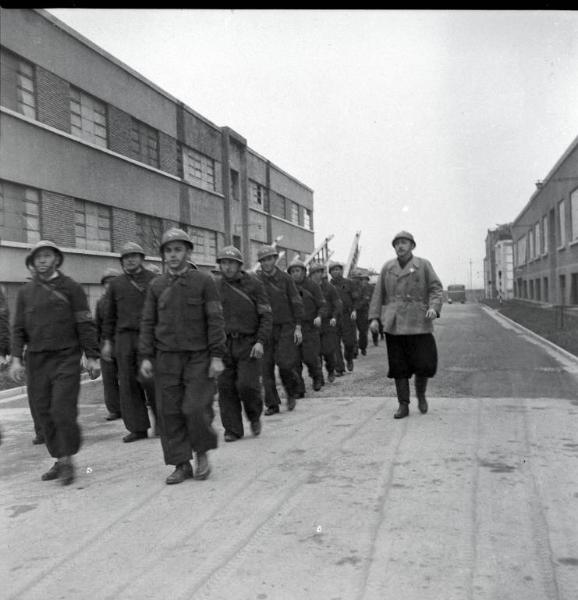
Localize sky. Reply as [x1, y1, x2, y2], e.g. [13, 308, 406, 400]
[48, 9, 578, 287]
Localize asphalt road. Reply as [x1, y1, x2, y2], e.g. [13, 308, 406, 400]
[1, 303, 577, 600]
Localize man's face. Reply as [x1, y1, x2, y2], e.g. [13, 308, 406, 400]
[219, 259, 241, 279]
[33, 248, 58, 275]
[394, 238, 414, 259]
[330, 266, 343, 279]
[259, 256, 277, 273]
[289, 267, 306, 283]
[310, 271, 323, 285]
[163, 241, 190, 271]
[122, 253, 143, 273]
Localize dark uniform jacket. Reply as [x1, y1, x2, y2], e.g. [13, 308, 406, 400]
[357, 281, 374, 311]
[11, 273, 99, 359]
[0, 288, 10, 356]
[296, 278, 327, 323]
[139, 265, 226, 359]
[330, 276, 361, 314]
[102, 269, 156, 339]
[257, 267, 304, 326]
[320, 280, 343, 323]
[215, 271, 272, 344]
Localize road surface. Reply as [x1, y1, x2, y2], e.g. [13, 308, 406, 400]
[1, 303, 577, 600]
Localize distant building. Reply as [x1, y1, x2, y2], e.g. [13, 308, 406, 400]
[484, 223, 512, 299]
[511, 135, 578, 305]
[0, 9, 314, 312]
[494, 240, 514, 300]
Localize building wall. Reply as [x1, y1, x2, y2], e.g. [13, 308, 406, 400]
[494, 240, 514, 299]
[511, 137, 578, 305]
[0, 8, 314, 295]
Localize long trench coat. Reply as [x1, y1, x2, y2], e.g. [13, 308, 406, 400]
[368, 255, 443, 335]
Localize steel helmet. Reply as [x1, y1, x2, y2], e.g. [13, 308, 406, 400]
[100, 268, 121, 284]
[328, 260, 344, 273]
[308, 262, 325, 275]
[160, 228, 193, 252]
[287, 257, 307, 273]
[257, 245, 279, 262]
[119, 241, 146, 259]
[27, 240, 64, 268]
[391, 230, 416, 248]
[217, 245, 243, 264]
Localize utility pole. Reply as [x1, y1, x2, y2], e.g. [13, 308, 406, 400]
[469, 258, 473, 296]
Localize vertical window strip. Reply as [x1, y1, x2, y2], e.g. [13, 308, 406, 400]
[70, 88, 108, 148]
[182, 147, 215, 191]
[74, 198, 111, 252]
[571, 189, 578, 241]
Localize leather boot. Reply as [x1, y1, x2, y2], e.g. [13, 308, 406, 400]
[41, 462, 60, 481]
[166, 462, 193, 485]
[194, 452, 211, 480]
[394, 378, 410, 419]
[415, 376, 429, 414]
[59, 457, 75, 486]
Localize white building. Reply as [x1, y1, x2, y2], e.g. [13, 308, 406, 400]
[494, 240, 514, 300]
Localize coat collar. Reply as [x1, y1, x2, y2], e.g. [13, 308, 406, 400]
[387, 256, 423, 278]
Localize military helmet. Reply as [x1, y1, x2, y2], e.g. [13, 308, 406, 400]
[217, 245, 243, 265]
[160, 228, 193, 252]
[257, 245, 279, 261]
[100, 268, 121, 284]
[119, 241, 146, 259]
[27, 240, 64, 268]
[391, 230, 416, 248]
[287, 257, 307, 273]
[308, 262, 325, 275]
[328, 260, 344, 273]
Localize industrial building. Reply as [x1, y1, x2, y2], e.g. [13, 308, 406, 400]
[510, 135, 578, 306]
[0, 9, 315, 311]
[484, 223, 513, 300]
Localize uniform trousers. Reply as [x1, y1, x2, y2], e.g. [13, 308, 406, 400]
[218, 335, 263, 438]
[295, 322, 322, 394]
[334, 313, 356, 373]
[320, 322, 338, 376]
[385, 333, 438, 379]
[262, 323, 300, 407]
[356, 308, 369, 352]
[101, 355, 121, 415]
[26, 347, 82, 458]
[116, 330, 155, 433]
[155, 350, 218, 466]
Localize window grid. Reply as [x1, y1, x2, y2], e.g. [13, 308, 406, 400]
[557, 200, 566, 247]
[185, 226, 218, 264]
[70, 88, 108, 148]
[23, 188, 40, 244]
[74, 199, 111, 252]
[182, 147, 215, 191]
[17, 60, 36, 118]
[131, 120, 159, 168]
[303, 208, 312, 230]
[542, 215, 549, 254]
[290, 202, 299, 225]
[250, 181, 267, 208]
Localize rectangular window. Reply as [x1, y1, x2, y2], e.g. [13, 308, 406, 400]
[74, 199, 111, 252]
[543, 277, 549, 302]
[0, 180, 40, 243]
[516, 235, 527, 266]
[529, 279, 534, 300]
[182, 147, 215, 191]
[185, 226, 218, 265]
[528, 227, 535, 260]
[135, 213, 162, 256]
[557, 199, 566, 247]
[559, 274, 566, 305]
[303, 208, 312, 231]
[250, 180, 267, 209]
[542, 215, 548, 254]
[290, 202, 299, 225]
[0, 49, 36, 118]
[535, 279, 541, 302]
[571, 189, 578, 242]
[533, 222, 540, 257]
[70, 87, 107, 148]
[571, 273, 578, 305]
[131, 119, 159, 168]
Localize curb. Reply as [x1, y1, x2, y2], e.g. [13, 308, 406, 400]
[0, 373, 99, 402]
[480, 304, 578, 366]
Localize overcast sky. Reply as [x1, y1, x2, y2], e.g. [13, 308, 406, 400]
[48, 9, 578, 287]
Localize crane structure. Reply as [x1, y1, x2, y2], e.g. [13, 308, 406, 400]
[343, 231, 362, 278]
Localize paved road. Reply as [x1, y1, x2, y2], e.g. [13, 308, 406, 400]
[1, 303, 577, 600]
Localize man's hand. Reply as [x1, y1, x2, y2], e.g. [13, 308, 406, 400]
[350, 310, 357, 321]
[329, 317, 337, 327]
[369, 319, 380, 334]
[209, 357, 225, 379]
[101, 340, 113, 362]
[313, 316, 322, 328]
[86, 358, 101, 380]
[425, 308, 438, 320]
[140, 359, 154, 379]
[9, 357, 25, 383]
[250, 342, 264, 359]
[294, 325, 303, 345]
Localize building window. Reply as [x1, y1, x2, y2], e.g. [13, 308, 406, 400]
[185, 225, 218, 264]
[70, 87, 107, 148]
[230, 169, 240, 202]
[533, 222, 540, 257]
[571, 273, 578, 305]
[290, 201, 299, 225]
[516, 235, 527, 266]
[0, 49, 36, 118]
[571, 189, 578, 242]
[528, 227, 535, 260]
[529, 279, 534, 300]
[542, 214, 549, 254]
[74, 199, 111, 252]
[557, 199, 566, 247]
[182, 147, 215, 191]
[135, 213, 162, 256]
[250, 180, 267, 209]
[270, 193, 285, 219]
[559, 274, 566, 304]
[131, 119, 159, 168]
[303, 208, 312, 230]
[0, 180, 40, 243]
[535, 279, 541, 302]
[543, 277, 549, 302]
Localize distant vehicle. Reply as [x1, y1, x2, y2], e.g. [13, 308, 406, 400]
[447, 284, 466, 304]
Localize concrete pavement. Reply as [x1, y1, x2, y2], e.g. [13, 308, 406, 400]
[1, 303, 577, 600]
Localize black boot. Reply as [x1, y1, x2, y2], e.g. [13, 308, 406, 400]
[415, 376, 429, 414]
[394, 378, 410, 419]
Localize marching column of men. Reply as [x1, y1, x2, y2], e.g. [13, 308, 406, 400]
[6, 232, 379, 486]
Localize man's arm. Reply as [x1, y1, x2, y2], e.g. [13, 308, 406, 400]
[286, 276, 305, 325]
[425, 260, 443, 317]
[253, 278, 273, 345]
[69, 280, 99, 359]
[368, 267, 385, 322]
